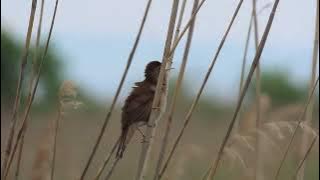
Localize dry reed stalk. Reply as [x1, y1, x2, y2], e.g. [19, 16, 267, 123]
[50, 107, 62, 180]
[173, 0, 188, 41]
[14, 122, 27, 180]
[134, 1, 180, 179]
[31, 124, 55, 180]
[14, 1, 46, 178]
[201, 167, 211, 180]
[3, 0, 60, 178]
[168, 0, 206, 56]
[235, 15, 253, 134]
[79, 1, 154, 178]
[93, 137, 120, 180]
[251, 0, 264, 179]
[205, 0, 280, 179]
[158, 1, 245, 179]
[52, 80, 81, 180]
[202, 96, 271, 180]
[50, 80, 79, 180]
[294, 136, 318, 179]
[153, 0, 196, 179]
[32, 0, 45, 82]
[274, 77, 319, 180]
[104, 157, 120, 180]
[296, 1, 319, 179]
[1, 0, 38, 177]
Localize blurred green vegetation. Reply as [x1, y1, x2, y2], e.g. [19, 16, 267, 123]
[1, 30, 63, 110]
[1, 30, 318, 180]
[1, 30, 21, 104]
[251, 70, 308, 106]
[1, 29, 317, 115]
[1, 30, 103, 113]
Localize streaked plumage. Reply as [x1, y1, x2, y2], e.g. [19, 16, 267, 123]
[116, 61, 162, 158]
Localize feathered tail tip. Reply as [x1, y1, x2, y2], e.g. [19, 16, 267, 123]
[116, 127, 129, 159]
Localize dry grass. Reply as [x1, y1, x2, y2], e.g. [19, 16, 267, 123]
[154, 0, 198, 179]
[2, 0, 60, 179]
[134, 0, 180, 179]
[159, 1, 245, 179]
[205, 0, 280, 179]
[31, 122, 54, 180]
[1, 0, 38, 177]
[2, 1, 319, 180]
[79, 0, 154, 178]
[14, 0, 45, 178]
[1, 99, 318, 180]
[297, 1, 319, 179]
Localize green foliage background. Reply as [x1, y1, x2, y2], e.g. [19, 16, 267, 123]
[1, 30, 63, 109]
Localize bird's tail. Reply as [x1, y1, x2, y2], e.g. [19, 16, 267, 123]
[116, 127, 129, 159]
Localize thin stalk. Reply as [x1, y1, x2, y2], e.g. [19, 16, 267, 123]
[14, 123, 27, 180]
[93, 137, 120, 180]
[251, 0, 263, 179]
[235, 15, 253, 133]
[153, 0, 194, 179]
[296, 1, 319, 179]
[173, 0, 188, 43]
[14, 0, 45, 178]
[50, 107, 62, 180]
[3, 0, 60, 178]
[274, 77, 319, 180]
[169, 0, 207, 56]
[205, 0, 280, 179]
[294, 136, 318, 179]
[1, 0, 38, 177]
[104, 157, 120, 180]
[79, 0, 154, 178]
[252, 0, 260, 48]
[33, 0, 45, 78]
[135, 0, 180, 179]
[239, 16, 253, 101]
[158, 1, 245, 179]
[201, 167, 211, 180]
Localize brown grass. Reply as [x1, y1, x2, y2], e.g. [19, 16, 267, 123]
[159, 1, 245, 179]
[1, 0, 38, 177]
[79, 0, 154, 178]
[2, 0, 60, 178]
[206, 0, 280, 179]
[2, 1, 319, 180]
[154, 0, 197, 179]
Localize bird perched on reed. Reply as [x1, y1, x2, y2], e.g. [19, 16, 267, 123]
[116, 61, 165, 158]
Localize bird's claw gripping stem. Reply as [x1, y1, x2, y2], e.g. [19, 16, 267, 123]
[147, 123, 156, 128]
[140, 135, 154, 144]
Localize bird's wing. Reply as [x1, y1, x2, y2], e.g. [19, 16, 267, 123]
[122, 87, 154, 127]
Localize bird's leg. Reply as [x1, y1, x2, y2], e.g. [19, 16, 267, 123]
[152, 106, 160, 110]
[147, 123, 156, 128]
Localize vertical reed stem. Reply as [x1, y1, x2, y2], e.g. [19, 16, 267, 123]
[79, 1, 154, 178]
[296, 1, 319, 179]
[206, 1, 280, 179]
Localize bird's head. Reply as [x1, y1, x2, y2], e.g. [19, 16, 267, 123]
[145, 61, 161, 84]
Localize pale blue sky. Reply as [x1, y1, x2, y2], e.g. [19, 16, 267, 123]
[1, 0, 319, 103]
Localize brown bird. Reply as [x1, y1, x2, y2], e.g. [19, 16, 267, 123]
[116, 61, 164, 158]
